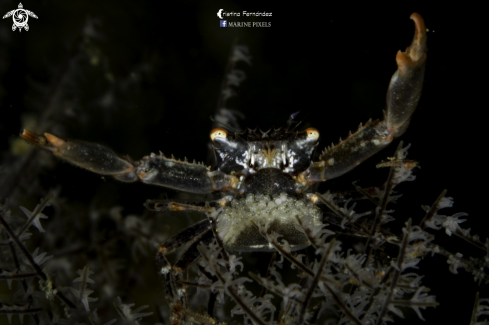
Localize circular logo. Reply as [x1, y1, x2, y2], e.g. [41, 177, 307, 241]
[13, 9, 28, 28]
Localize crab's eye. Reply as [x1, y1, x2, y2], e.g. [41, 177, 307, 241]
[305, 128, 319, 140]
[210, 128, 227, 141]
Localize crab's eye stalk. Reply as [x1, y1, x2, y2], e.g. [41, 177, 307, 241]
[305, 128, 319, 141]
[210, 128, 227, 141]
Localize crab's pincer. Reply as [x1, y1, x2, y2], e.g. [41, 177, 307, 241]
[21, 129, 138, 181]
[301, 13, 427, 185]
[386, 12, 427, 137]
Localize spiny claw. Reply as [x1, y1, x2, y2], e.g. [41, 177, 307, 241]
[301, 13, 427, 185]
[21, 128, 236, 192]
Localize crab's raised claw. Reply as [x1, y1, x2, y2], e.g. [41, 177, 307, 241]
[300, 13, 427, 186]
[386, 12, 427, 137]
[21, 129, 138, 181]
[21, 129, 237, 194]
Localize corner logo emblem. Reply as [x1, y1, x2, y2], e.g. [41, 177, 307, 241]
[3, 3, 38, 32]
[217, 9, 224, 19]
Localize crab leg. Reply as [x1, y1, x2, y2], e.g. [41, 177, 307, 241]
[301, 13, 427, 185]
[21, 130, 238, 194]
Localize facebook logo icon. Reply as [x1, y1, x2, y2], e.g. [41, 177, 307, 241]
[220, 20, 227, 27]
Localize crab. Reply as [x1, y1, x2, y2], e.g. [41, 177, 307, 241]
[21, 11, 427, 311]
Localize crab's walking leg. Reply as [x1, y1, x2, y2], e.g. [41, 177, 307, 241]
[21, 130, 237, 194]
[302, 13, 427, 185]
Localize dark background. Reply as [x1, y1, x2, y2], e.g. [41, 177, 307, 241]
[0, 1, 485, 324]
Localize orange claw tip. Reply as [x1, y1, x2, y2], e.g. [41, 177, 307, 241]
[44, 133, 66, 148]
[396, 13, 427, 75]
[20, 129, 47, 147]
[409, 12, 427, 55]
[410, 13, 426, 35]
